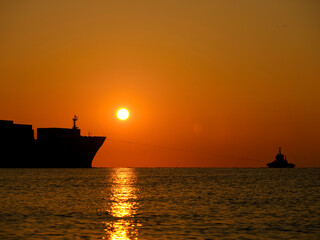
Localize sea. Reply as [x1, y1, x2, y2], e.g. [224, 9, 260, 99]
[0, 168, 319, 240]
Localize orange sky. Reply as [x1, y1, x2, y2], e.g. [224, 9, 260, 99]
[0, 0, 319, 167]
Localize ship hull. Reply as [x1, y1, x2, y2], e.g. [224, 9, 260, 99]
[1, 136, 105, 168]
[267, 162, 295, 168]
[34, 136, 106, 168]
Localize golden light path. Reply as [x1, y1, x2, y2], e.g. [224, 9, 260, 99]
[117, 108, 129, 120]
[103, 168, 139, 240]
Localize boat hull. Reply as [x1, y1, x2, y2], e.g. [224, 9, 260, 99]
[1, 136, 106, 168]
[267, 162, 295, 168]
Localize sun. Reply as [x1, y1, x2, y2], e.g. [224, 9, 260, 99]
[117, 108, 129, 120]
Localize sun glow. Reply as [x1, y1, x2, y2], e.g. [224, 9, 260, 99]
[117, 108, 129, 120]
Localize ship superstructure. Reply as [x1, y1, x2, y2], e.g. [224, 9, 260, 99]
[0, 116, 105, 168]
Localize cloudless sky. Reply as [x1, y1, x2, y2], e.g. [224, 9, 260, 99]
[0, 0, 319, 167]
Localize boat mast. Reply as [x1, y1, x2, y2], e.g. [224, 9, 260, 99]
[73, 115, 78, 129]
[279, 147, 281, 155]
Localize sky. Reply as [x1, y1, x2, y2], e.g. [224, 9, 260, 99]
[0, 0, 319, 167]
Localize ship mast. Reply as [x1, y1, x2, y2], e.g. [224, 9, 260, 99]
[73, 115, 78, 129]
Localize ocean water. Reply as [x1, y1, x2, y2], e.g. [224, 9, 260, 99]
[0, 168, 319, 239]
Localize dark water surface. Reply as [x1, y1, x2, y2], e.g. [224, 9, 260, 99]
[0, 168, 319, 239]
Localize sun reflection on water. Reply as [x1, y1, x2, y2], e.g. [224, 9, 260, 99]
[103, 168, 140, 240]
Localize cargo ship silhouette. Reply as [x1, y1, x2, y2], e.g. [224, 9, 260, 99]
[0, 116, 105, 168]
[267, 147, 295, 168]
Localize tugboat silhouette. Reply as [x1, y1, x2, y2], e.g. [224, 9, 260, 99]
[267, 147, 295, 168]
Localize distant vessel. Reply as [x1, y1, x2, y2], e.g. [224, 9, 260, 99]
[0, 116, 105, 168]
[267, 147, 295, 168]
